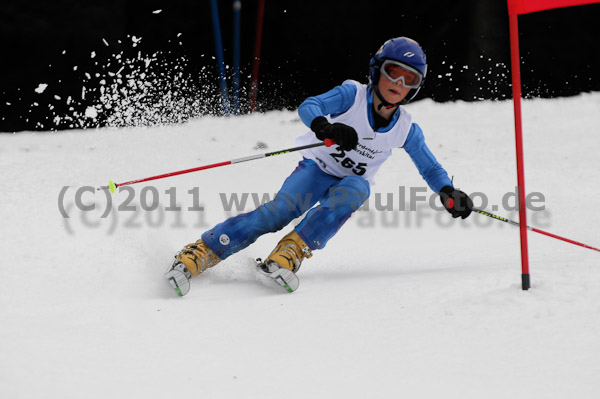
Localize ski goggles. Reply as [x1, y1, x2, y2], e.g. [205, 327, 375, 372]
[380, 60, 423, 89]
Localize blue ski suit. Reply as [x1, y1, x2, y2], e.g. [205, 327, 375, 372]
[201, 81, 452, 259]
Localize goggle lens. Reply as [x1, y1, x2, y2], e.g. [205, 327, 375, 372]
[381, 61, 422, 88]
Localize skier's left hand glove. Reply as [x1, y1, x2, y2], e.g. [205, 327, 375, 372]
[439, 186, 473, 219]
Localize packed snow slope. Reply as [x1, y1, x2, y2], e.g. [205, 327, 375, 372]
[1, 93, 600, 399]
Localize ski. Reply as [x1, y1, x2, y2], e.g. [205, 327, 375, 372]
[254, 258, 300, 293]
[164, 257, 299, 296]
[165, 261, 191, 297]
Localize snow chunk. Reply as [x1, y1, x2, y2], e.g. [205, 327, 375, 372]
[85, 106, 98, 119]
[35, 83, 48, 94]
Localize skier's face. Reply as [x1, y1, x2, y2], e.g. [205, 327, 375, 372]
[378, 73, 411, 103]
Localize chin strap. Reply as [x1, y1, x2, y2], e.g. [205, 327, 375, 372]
[372, 84, 401, 110]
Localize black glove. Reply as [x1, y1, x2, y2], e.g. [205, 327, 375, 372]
[311, 116, 359, 151]
[439, 186, 473, 219]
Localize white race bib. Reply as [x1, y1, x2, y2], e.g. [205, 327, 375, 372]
[296, 80, 412, 185]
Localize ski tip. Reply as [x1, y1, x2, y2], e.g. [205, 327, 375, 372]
[254, 259, 299, 293]
[165, 269, 191, 297]
[108, 180, 117, 193]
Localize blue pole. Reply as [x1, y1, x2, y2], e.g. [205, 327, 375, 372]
[233, 0, 241, 115]
[210, 0, 230, 116]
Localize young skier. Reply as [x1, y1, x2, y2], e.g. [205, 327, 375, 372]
[166, 36, 473, 296]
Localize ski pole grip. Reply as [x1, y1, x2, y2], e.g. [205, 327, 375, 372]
[324, 139, 336, 147]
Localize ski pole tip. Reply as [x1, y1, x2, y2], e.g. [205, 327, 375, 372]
[96, 181, 117, 193]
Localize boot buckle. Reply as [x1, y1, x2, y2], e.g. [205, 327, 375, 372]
[302, 246, 312, 258]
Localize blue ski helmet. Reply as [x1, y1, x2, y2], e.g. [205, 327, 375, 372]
[369, 37, 428, 103]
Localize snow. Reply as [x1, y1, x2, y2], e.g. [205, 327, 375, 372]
[1, 94, 600, 398]
[84, 106, 98, 119]
[34, 83, 48, 94]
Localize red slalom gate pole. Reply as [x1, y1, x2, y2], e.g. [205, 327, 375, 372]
[98, 140, 334, 193]
[508, 12, 531, 290]
[473, 208, 600, 254]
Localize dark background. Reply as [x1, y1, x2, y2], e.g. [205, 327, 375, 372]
[1, 0, 599, 132]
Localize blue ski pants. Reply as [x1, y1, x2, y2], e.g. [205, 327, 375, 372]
[201, 158, 370, 259]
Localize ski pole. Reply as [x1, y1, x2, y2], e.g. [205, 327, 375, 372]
[473, 208, 600, 253]
[98, 139, 335, 193]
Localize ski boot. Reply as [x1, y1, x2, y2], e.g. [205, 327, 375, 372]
[165, 239, 221, 296]
[256, 230, 312, 293]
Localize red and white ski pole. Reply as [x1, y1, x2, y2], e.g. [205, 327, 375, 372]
[473, 208, 600, 253]
[98, 139, 335, 193]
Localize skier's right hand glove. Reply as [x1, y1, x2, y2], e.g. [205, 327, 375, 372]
[310, 116, 359, 151]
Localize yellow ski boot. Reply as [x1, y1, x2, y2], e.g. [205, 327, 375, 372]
[165, 239, 221, 296]
[257, 230, 312, 292]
